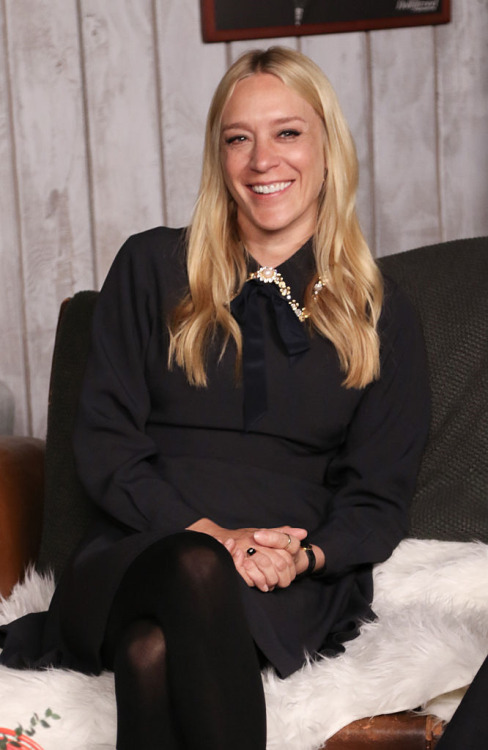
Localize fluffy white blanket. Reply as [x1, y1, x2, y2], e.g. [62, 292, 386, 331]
[1, 539, 487, 750]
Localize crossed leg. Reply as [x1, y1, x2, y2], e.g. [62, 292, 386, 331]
[101, 531, 267, 750]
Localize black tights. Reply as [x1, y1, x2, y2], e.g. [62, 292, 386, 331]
[101, 532, 267, 750]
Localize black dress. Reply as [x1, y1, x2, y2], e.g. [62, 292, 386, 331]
[0, 227, 430, 679]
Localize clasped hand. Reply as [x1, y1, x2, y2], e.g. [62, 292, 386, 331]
[187, 518, 312, 591]
[222, 526, 308, 591]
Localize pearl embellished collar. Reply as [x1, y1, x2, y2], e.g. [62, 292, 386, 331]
[246, 266, 326, 322]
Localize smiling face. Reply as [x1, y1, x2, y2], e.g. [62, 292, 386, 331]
[220, 72, 326, 263]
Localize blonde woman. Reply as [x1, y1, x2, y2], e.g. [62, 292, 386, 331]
[0, 48, 430, 750]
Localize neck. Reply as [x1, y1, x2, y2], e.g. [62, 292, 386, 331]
[238, 219, 315, 268]
[242, 234, 313, 268]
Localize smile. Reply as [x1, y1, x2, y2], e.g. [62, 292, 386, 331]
[250, 181, 292, 195]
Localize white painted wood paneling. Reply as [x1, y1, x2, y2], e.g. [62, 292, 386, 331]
[0, 0, 29, 434]
[370, 26, 441, 257]
[80, 0, 165, 284]
[229, 37, 298, 64]
[436, 0, 488, 242]
[154, 0, 227, 228]
[5, 0, 93, 436]
[302, 34, 374, 251]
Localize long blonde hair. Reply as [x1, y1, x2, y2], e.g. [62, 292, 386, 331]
[168, 47, 383, 389]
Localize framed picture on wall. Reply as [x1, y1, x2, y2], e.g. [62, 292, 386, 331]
[201, 0, 450, 43]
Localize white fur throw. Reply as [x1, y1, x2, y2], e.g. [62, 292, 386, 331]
[1, 539, 488, 750]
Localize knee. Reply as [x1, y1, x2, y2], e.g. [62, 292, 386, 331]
[116, 619, 167, 676]
[169, 532, 235, 590]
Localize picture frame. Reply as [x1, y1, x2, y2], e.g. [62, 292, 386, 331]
[201, 0, 450, 43]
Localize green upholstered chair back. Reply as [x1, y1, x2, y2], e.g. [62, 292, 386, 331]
[380, 237, 488, 543]
[38, 238, 488, 580]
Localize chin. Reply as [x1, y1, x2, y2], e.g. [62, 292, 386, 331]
[248, 213, 297, 233]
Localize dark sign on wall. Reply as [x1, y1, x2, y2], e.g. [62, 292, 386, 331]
[201, 0, 450, 43]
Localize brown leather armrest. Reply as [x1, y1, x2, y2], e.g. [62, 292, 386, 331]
[321, 711, 445, 749]
[0, 436, 45, 599]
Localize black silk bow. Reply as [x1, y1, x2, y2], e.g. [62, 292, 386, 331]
[231, 279, 310, 430]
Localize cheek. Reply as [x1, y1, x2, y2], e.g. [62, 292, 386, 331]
[301, 163, 325, 198]
[220, 156, 235, 195]
[304, 150, 326, 194]
[221, 152, 241, 189]
[220, 156, 246, 206]
[294, 139, 325, 186]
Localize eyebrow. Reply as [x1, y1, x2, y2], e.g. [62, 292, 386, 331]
[221, 116, 308, 132]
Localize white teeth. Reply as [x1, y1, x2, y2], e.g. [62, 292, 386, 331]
[251, 181, 292, 194]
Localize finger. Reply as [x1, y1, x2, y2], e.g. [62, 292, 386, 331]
[244, 547, 295, 589]
[274, 525, 308, 541]
[264, 549, 295, 588]
[244, 555, 278, 589]
[253, 529, 301, 554]
[259, 547, 294, 577]
[243, 555, 276, 592]
[253, 553, 282, 588]
[243, 563, 269, 592]
[224, 538, 236, 553]
[249, 548, 296, 590]
[233, 548, 255, 587]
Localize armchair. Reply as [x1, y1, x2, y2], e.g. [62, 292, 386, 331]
[1, 235, 487, 749]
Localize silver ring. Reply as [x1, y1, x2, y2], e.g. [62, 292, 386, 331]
[247, 547, 257, 556]
[285, 533, 292, 548]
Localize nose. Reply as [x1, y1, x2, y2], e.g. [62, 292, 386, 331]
[249, 136, 279, 172]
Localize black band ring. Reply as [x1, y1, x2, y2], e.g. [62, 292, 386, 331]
[247, 547, 257, 556]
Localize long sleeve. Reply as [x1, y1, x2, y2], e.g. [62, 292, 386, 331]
[73, 229, 201, 535]
[308, 281, 431, 579]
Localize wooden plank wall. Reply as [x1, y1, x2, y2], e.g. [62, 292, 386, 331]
[1, 0, 487, 438]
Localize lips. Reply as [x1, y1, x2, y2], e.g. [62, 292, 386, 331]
[249, 181, 293, 195]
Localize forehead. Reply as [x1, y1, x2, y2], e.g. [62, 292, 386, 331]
[221, 72, 319, 126]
